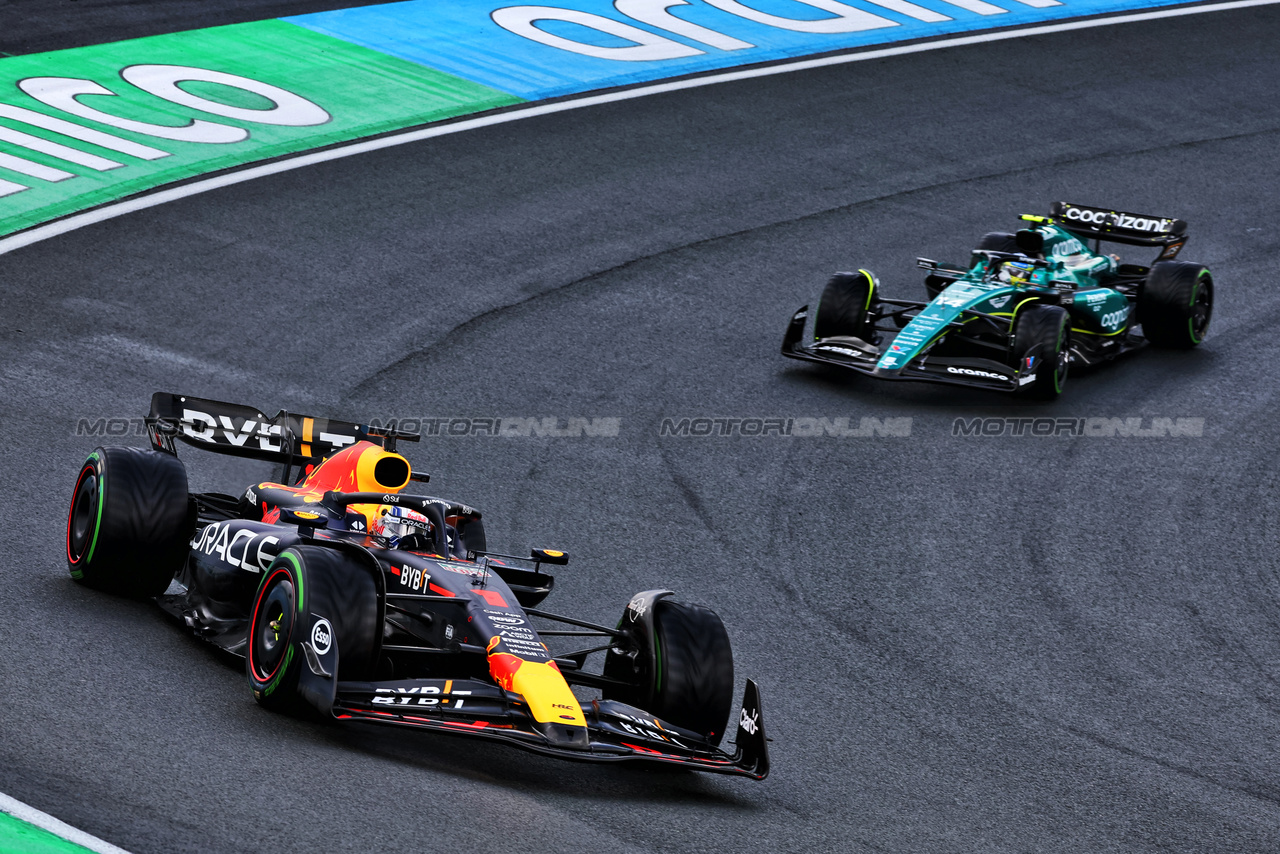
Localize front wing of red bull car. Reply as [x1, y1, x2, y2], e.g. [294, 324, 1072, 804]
[782, 202, 1212, 399]
[64, 393, 769, 780]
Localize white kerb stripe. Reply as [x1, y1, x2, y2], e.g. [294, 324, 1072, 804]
[0, 792, 134, 854]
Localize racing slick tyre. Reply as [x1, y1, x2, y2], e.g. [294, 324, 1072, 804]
[66, 446, 192, 598]
[813, 270, 877, 341]
[1012, 304, 1071, 400]
[1139, 261, 1213, 348]
[603, 599, 735, 745]
[247, 545, 379, 714]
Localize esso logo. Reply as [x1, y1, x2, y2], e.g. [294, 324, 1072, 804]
[490, 615, 525, 626]
[311, 618, 333, 655]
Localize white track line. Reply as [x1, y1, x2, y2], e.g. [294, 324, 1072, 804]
[0, 792, 133, 854]
[1, 0, 1276, 256]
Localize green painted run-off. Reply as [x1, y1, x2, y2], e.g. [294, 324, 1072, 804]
[0, 811, 98, 854]
[0, 20, 522, 238]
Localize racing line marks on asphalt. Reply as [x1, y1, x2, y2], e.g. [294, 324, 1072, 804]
[0, 0, 1276, 258]
[0, 791, 133, 854]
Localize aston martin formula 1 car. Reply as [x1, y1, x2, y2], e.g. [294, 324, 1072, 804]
[782, 202, 1214, 398]
[65, 393, 768, 780]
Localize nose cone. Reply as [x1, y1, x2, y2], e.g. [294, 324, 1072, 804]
[534, 720, 591, 748]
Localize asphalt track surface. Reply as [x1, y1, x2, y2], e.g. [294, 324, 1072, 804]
[3, 5, 1280, 853]
[0, 0, 391, 56]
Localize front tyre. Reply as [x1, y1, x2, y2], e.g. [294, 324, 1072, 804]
[651, 601, 734, 744]
[1140, 261, 1213, 348]
[247, 546, 379, 714]
[1012, 304, 1071, 400]
[66, 447, 191, 598]
[603, 597, 735, 745]
[813, 270, 878, 341]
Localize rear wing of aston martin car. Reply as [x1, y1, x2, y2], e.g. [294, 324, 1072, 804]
[146, 392, 420, 466]
[1031, 201, 1189, 260]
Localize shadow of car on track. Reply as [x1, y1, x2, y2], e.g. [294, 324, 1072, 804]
[307, 718, 762, 808]
[778, 339, 1221, 413]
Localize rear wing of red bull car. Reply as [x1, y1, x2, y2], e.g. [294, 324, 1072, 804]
[147, 392, 421, 468]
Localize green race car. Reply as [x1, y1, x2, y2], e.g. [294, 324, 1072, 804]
[781, 202, 1213, 399]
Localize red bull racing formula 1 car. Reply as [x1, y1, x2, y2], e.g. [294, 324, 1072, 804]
[64, 393, 768, 780]
[782, 202, 1214, 399]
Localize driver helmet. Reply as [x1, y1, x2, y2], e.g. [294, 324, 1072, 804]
[999, 260, 1036, 287]
[376, 505, 434, 551]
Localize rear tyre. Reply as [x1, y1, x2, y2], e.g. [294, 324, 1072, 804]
[66, 447, 191, 598]
[1139, 261, 1213, 348]
[813, 270, 877, 340]
[1012, 304, 1071, 400]
[247, 546, 379, 713]
[603, 598, 734, 745]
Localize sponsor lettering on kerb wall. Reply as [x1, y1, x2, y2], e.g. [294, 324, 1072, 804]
[0, 22, 519, 238]
[289, 0, 1146, 102]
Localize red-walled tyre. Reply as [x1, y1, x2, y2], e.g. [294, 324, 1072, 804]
[247, 546, 379, 714]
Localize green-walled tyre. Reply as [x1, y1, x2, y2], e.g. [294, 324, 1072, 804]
[1012, 304, 1071, 400]
[66, 447, 191, 598]
[1140, 261, 1213, 348]
[247, 546, 379, 714]
[603, 598, 734, 745]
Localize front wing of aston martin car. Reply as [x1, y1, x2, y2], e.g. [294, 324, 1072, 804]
[781, 265, 1050, 392]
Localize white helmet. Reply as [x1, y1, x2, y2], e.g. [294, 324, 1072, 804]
[376, 505, 434, 551]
